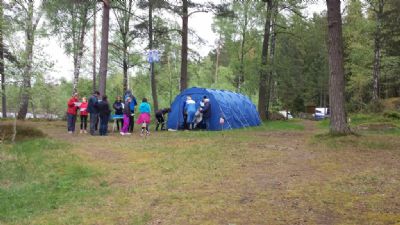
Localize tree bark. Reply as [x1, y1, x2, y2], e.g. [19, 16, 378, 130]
[167, 54, 173, 104]
[121, 0, 133, 93]
[122, 23, 128, 92]
[98, 0, 110, 97]
[72, 9, 88, 94]
[0, 0, 6, 118]
[372, 0, 384, 101]
[258, 0, 272, 120]
[92, 1, 97, 92]
[326, 0, 350, 134]
[123, 47, 128, 92]
[238, 4, 248, 93]
[149, 1, 159, 112]
[30, 100, 36, 118]
[266, 6, 278, 116]
[18, 1, 35, 120]
[214, 35, 221, 84]
[180, 0, 188, 91]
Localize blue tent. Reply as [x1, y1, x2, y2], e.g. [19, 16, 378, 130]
[167, 87, 262, 131]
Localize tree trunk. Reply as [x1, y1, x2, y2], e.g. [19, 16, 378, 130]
[92, 1, 97, 92]
[98, 0, 110, 97]
[372, 0, 384, 101]
[238, 2, 249, 93]
[11, 114, 16, 142]
[18, 46, 33, 120]
[326, 0, 350, 134]
[149, 1, 159, 112]
[167, 54, 173, 104]
[17, 1, 34, 120]
[123, 48, 128, 92]
[0, 0, 5, 118]
[266, 7, 278, 116]
[122, 0, 133, 93]
[180, 0, 188, 91]
[258, 0, 272, 120]
[214, 35, 221, 84]
[73, 33, 86, 94]
[30, 100, 36, 118]
[72, 6, 89, 95]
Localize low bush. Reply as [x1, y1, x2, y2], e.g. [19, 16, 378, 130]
[383, 110, 400, 120]
[364, 99, 384, 113]
[0, 124, 45, 142]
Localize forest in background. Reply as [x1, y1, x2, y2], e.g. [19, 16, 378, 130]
[0, 0, 399, 123]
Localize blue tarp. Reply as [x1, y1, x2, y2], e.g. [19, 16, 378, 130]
[167, 87, 262, 131]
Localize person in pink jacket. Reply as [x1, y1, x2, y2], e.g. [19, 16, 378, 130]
[79, 97, 89, 133]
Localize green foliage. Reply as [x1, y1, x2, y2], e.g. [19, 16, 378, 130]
[383, 110, 400, 120]
[2, 0, 400, 120]
[364, 99, 384, 113]
[44, 0, 95, 56]
[291, 96, 305, 114]
[350, 113, 392, 125]
[343, 0, 374, 112]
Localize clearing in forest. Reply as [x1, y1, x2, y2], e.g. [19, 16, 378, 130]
[1, 119, 400, 225]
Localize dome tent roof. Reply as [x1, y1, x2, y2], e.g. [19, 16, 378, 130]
[167, 87, 261, 131]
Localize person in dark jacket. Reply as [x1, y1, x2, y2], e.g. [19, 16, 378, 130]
[88, 91, 100, 135]
[200, 98, 211, 130]
[67, 92, 79, 133]
[97, 95, 111, 136]
[155, 108, 171, 131]
[113, 96, 124, 131]
[124, 90, 137, 132]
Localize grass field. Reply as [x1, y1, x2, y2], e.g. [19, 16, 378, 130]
[1, 119, 400, 224]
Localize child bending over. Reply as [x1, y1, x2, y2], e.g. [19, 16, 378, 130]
[155, 108, 171, 131]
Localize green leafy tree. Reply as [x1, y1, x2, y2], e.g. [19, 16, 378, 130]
[8, 0, 44, 120]
[45, 0, 95, 94]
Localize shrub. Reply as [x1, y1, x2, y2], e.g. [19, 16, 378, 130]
[365, 99, 384, 113]
[0, 124, 45, 142]
[383, 111, 400, 120]
[269, 111, 285, 120]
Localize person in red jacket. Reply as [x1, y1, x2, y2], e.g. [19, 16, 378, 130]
[79, 97, 89, 134]
[67, 93, 80, 134]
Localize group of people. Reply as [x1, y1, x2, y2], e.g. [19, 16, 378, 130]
[183, 95, 211, 130]
[66, 90, 168, 136]
[67, 91, 213, 135]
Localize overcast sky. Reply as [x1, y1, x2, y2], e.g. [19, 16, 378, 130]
[43, 0, 327, 82]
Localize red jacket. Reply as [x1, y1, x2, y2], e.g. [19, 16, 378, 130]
[79, 102, 88, 116]
[67, 97, 79, 115]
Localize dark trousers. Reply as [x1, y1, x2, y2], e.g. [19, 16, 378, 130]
[129, 114, 134, 132]
[183, 113, 189, 129]
[67, 113, 77, 132]
[116, 117, 123, 131]
[203, 117, 210, 130]
[80, 115, 88, 130]
[90, 113, 98, 135]
[99, 115, 109, 136]
[155, 115, 165, 131]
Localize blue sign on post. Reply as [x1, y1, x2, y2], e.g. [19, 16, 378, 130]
[148, 50, 160, 63]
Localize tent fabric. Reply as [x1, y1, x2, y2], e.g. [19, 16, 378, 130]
[167, 87, 261, 131]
